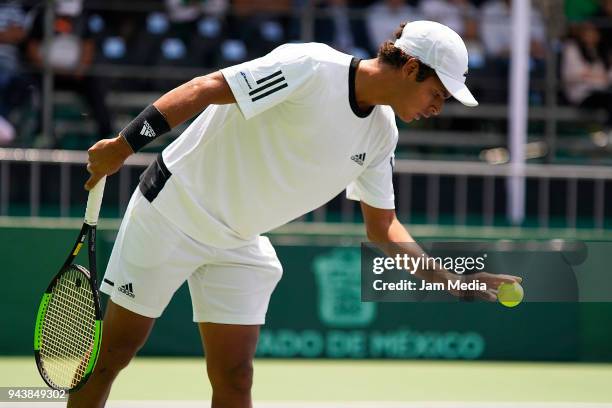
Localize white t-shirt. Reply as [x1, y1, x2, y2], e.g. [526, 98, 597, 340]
[153, 42, 398, 248]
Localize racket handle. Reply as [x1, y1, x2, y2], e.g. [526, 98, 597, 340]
[85, 176, 106, 226]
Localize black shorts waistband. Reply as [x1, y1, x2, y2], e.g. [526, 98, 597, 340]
[139, 153, 172, 203]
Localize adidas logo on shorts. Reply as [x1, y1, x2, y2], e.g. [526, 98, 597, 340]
[351, 153, 366, 166]
[118, 282, 135, 298]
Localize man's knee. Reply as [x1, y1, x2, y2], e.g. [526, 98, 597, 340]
[95, 342, 140, 376]
[93, 301, 155, 377]
[208, 359, 253, 394]
[95, 328, 149, 376]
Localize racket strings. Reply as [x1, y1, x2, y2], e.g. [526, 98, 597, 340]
[42, 279, 95, 386]
[39, 266, 97, 389]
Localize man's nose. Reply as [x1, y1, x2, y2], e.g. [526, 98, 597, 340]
[430, 100, 444, 117]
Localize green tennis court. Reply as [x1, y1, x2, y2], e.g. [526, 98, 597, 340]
[3, 222, 612, 406]
[1, 357, 611, 406]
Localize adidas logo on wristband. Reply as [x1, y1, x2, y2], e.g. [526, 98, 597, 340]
[123, 105, 170, 152]
[140, 120, 156, 138]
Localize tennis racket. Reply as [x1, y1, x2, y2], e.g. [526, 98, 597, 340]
[34, 177, 106, 392]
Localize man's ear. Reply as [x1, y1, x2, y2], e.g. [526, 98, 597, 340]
[401, 57, 420, 79]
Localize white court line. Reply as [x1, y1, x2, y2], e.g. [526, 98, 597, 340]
[2, 402, 612, 408]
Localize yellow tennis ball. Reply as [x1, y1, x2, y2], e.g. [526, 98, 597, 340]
[497, 282, 524, 307]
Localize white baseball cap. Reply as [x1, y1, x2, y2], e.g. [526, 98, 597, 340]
[394, 21, 478, 107]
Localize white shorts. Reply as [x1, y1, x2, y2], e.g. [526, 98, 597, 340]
[100, 189, 283, 324]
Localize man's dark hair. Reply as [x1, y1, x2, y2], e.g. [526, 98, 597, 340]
[377, 22, 437, 82]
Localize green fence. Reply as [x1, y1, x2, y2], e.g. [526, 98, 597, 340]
[1, 222, 611, 361]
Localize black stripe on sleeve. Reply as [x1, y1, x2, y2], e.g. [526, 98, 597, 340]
[251, 83, 289, 102]
[249, 77, 286, 96]
[256, 70, 282, 84]
[103, 278, 114, 287]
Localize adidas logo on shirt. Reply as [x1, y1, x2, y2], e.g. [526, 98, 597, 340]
[140, 120, 156, 138]
[118, 282, 135, 298]
[249, 70, 288, 102]
[351, 153, 366, 166]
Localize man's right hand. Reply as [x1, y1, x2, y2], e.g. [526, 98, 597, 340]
[84, 135, 133, 190]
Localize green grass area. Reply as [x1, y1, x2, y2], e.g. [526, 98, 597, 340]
[2, 357, 611, 402]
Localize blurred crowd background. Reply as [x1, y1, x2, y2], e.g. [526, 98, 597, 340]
[0, 0, 611, 164]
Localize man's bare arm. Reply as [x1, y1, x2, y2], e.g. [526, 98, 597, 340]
[360, 202, 520, 301]
[85, 72, 235, 189]
[153, 71, 235, 128]
[361, 202, 450, 284]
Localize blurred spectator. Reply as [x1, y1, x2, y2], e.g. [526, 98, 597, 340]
[481, 0, 546, 61]
[366, 0, 418, 52]
[26, 0, 113, 143]
[595, 0, 612, 66]
[461, 17, 486, 103]
[313, 0, 370, 57]
[161, 1, 199, 69]
[165, 0, 228, 39]
[166, 0, 202, 40]
[229, 0, 290, 59]
[231, 0, 290, 16]
[0, 1, 27, 145]
[314, 0, 355, 53]
[479, 0, 547, 102]
[463, 18, 485, 70]
[419, 0, 477, 36]
[166, 0, 202, 23]
[201, 0, 229, 16]
[561, 21, 612, 127]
